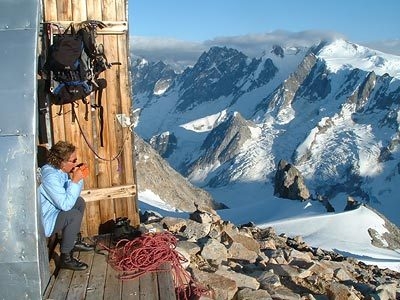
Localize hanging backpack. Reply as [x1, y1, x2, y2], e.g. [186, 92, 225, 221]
[43, 21, 118, 146]
[44, 22, 107, 106]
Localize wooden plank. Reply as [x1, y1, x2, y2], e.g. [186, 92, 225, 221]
[84, 99, 102, 237]
[70, 0, 88, 162]
[95, 23, 117, 226]
[101, 229, 122, 300]
[66, 251, 94, 300]
[157, 263, 176, 300]
[81, 184, 136, 202]
[85, 252, 108, 300]
[139, 272, 159, 300]
[69, 0, 92, 238]
[117, 33, 139, 224]
[105, 33, 125, 217]
[57, 0, 73, 18]
[75, 0, 104, 235]
[118, 0, 139, 225]
[75, 0, 101, 192]
[43, 21, 128, 34]
[48, 268, 74, 299]
[104, 262, 122, 299]
[115, 0, 126, 21]
[122, 278, 140, 299]
[42, 274, 57, 300]
[42, 0, 57, 20]
[104, 35, 123, 187]
[112, 0, 135, 221]
[78, 101, 97, 237]
[86, 0, 103, 20]
[71, 0, 87, 20]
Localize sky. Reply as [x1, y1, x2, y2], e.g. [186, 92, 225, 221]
[129, 0, 400, 65]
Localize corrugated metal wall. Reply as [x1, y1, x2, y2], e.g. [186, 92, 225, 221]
[0, 0, 49, 298]
[0, 0, 138, 297]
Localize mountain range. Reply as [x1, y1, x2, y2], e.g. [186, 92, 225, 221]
[131, 38, 400, 232]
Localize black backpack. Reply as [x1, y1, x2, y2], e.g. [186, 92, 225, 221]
[44, 21, 110, 106]
[98, 217, 141, 245]
[43, 21, 118, 146]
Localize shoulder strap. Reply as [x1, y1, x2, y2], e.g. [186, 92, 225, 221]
[94, 88, 105, 147]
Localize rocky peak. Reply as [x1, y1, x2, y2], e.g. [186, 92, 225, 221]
[131, 59, 177, 96]
[133, 132, 223, 212]
[185, 112, 255, 185]
[274, 159, 310, 201]
[271, 44, 284, 58]
[149, 131, 177, 158]
[177, 47, 252, 111]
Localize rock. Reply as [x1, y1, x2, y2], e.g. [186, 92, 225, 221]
[326, 282, 361, 300]
[201, 238, 228, 266]
[274, 159, 310, 200]
[269, 286, 302, 300]
[236, 287, 272, 300]
[373, 283, 398, 300]
[181, 219, 211, 241]
[216, 266, 260, 290]
[190, 209, 213, 224]
[135, 205, 400, 300]
[161, 217, 186, 233]
[227, 242, 259, 263]
[257, 270, 281, 289]
[177, 240, 201, 256]
[191, 268, 238, 300]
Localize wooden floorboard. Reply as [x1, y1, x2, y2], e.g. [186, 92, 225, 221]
[121, 277, 140, 299]
[65, 252, 94, 300]
[85, 250, 108, 300]
[139, 272, 159, 300]
[157, 263, 176, 300]
[43, 235, 176, 300]
[103, 262, 122, 299]
[48, 268, 74, 299]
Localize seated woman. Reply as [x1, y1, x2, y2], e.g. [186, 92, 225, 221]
[38, 141, 93, 271]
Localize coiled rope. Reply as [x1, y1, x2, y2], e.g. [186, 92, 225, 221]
[101, 231, 209, 300]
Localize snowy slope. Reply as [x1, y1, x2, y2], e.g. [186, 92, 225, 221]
[138, 184, 400, 272]
[133, 38, 400, 266]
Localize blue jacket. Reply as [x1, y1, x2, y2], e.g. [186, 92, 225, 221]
[38, 164, 84, 237]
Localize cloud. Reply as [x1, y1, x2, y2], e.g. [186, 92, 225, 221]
[130, 30, 400, 69]
[130, 36, 206, 70]
[205, 30, 346, 57]
[362, 39, 400, 56]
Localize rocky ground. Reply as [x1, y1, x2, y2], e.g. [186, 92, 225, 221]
[137, 208, 400, 300]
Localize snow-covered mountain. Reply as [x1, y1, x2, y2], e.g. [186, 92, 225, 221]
[131, 39, 400, 230]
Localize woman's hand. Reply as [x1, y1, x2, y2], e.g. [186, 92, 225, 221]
[70, 163, 89, 182]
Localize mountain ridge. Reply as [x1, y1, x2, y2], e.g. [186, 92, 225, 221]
[132, 38, 400, 228]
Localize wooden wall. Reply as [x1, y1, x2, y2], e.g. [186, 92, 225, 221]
[41, 0, 139, 236]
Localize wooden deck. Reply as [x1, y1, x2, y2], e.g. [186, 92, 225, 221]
[43, 235, 176, 300]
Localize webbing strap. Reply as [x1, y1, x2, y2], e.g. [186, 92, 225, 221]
[97, 88, 104, 147]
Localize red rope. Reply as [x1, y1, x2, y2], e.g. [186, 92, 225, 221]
[101, 231, 209, 300]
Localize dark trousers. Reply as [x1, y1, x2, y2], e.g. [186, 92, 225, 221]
[52, 197, 85, 253]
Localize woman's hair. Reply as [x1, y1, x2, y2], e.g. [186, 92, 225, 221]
[47, 141, 76, 169]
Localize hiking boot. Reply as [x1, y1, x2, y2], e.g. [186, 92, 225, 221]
[73, 240, 95, 252]
[60, 253, 88, 271]
[73, 232, 95, 252]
